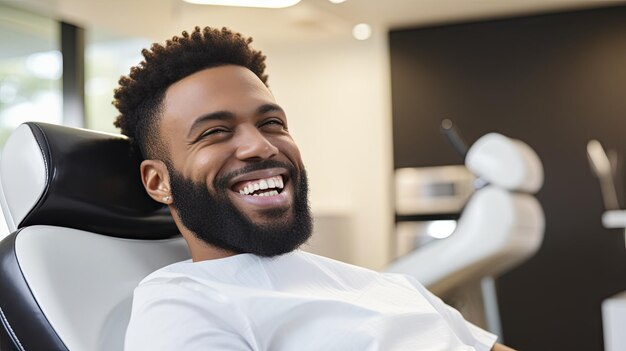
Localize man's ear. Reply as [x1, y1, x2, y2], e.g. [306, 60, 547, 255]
[140, 159, 172, 205]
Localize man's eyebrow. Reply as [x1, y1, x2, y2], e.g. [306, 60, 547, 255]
[257, 103, 285, 115]
[187, 111, 234, 139]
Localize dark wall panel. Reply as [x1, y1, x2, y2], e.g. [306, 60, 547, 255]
[390, 6, 626, 351]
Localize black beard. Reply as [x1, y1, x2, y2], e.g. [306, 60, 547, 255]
[168, 159, 313, 257]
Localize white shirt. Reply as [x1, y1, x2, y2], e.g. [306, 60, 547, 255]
[125, 251, 497, 351]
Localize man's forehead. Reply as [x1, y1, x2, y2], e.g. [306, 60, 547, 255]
[166, 65, 270, 100]
[159, 65, 277, 133]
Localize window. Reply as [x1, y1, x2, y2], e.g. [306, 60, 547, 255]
[0, 4, 62, 146]
[85, 29, 149, 133]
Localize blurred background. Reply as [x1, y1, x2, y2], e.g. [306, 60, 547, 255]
[1, 0, 626, 349]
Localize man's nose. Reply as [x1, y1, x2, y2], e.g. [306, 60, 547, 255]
[235, 126, 279, 161]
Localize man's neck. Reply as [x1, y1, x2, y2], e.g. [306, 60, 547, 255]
[182, 231, 237, 262]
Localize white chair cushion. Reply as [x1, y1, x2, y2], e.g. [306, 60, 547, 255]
[15, 225, 189, 351]
[0, 124, 47, 234]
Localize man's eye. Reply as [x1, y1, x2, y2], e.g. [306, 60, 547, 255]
[261, 119, 286, 130]
[199, 128, 229, 139]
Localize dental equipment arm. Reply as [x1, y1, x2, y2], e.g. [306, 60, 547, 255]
[587, 138, 626, 351]
[387, 132, 544, 296]
[587, 139, 619, 210]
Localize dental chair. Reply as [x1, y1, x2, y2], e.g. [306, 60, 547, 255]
[0, 122, 189, 351]
[387, 129, 545, 333]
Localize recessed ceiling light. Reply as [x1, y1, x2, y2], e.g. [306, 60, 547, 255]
[352, 23, 372, 40]
[182, 0, 301, 8]
[328, 0, 347, 3]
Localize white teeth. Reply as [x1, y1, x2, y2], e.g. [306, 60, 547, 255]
[259, 179, 269, 190]
[237, 176, 284, 195]
[248, 190, 279, 197]
[254, 190, 279, 197]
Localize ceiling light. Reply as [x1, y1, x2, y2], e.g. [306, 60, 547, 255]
[183, 0, 301, 8]
[352, 23, 372, 40]
[328, 0, 347, 3]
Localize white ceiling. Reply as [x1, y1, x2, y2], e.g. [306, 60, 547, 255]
[5, 0, 625, 45]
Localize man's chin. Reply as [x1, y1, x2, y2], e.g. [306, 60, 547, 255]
[239, 207, 294, 228]
[169, 164, 311, 257]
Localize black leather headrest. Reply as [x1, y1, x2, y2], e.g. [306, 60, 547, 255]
[0, 122, 178, 239]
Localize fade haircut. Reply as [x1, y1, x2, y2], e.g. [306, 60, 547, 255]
[113, 26, 268, 159]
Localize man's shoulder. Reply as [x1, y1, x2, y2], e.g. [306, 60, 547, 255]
[285, 250, 390, 284]
[137, 259, 193, 286]
[292, 250, 374, 273]
[138, 253, 262, 287]
[132, 259, 234, 310]
[135, 251, 392, 293]
[292, 251, 431, 293]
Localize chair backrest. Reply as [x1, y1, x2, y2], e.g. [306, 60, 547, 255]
[0, 122, 189, 351]
[387, 133, 545, 295]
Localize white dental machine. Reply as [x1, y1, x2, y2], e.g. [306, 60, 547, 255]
[387, 120, 545, 337]
[587, 139, 626, 351]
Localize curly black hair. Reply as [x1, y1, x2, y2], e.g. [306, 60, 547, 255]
[113, 26, 268, 159]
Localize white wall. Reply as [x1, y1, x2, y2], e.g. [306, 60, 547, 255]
[262, 32, 394, 270]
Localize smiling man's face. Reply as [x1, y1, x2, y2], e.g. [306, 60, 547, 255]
[151, 65, 311, 258]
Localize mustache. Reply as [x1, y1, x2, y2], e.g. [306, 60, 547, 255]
[214, 159, 298, 189]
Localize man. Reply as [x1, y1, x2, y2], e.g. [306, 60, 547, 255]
[116, 26, 513, 350]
